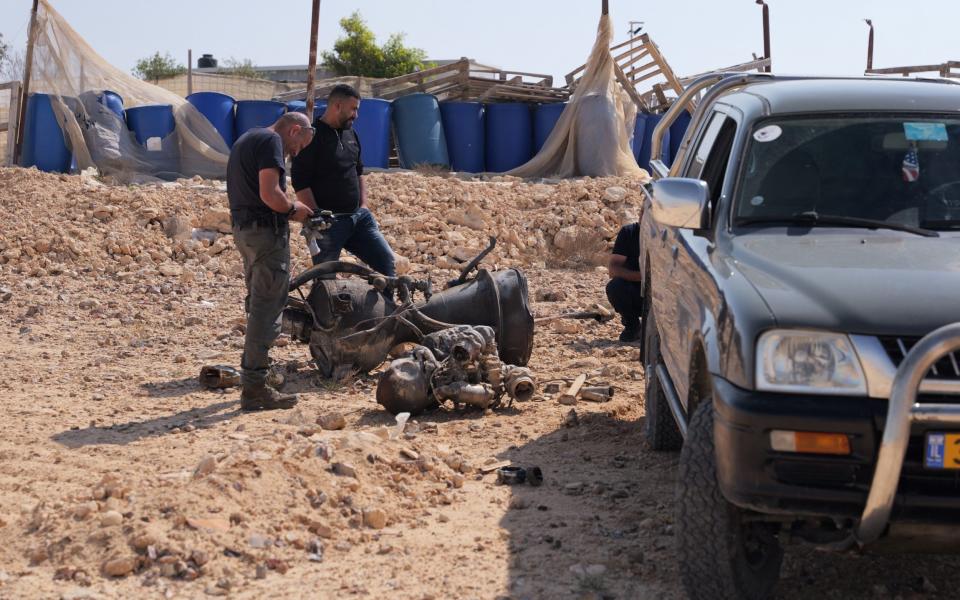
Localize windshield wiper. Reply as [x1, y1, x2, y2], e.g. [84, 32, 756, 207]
[737, 211, 940, 237]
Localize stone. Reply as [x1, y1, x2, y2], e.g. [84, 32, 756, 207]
[78, 298, 100, 310]
[73, 501, 98, 520]
[100, 510, 123, 527]
[551, 320, 582, 334]
[163, 216, 192, 240]
[102, 556, 136, 577]
[200, 208, 232, 234]
[332, 462, 358, 478]
[314, 442, 335, 461]
[248, 533, 272, 549]
[553, 225, 585, 252]
[362, 508, 387, 529]
[318, 412, 347, 431]
[61, 588, 104, 600]
[193, 455, 217, 478]
[158, 263, 183, 278]
[567, 356, 602, 370]
[602, 186, 629, 204]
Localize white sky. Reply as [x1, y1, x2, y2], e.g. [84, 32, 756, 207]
[0, 1, 957, 82]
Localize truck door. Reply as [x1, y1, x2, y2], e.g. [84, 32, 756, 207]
[661, 110, 739, 405]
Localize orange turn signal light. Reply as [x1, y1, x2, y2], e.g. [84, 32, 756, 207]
[770, 430, 851, 456]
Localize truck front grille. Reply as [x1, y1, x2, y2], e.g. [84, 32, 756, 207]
[879, 336, 960, 380]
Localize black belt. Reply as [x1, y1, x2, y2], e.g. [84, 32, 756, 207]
[232, 210, 289, 232]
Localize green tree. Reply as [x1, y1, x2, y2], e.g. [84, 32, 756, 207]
[321, 11, 427, 78]
[219, 57, 259, 79]
[133, 52, 186, 83]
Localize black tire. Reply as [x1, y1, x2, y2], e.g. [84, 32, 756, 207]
[642, 310, 683, 451]
[676, 401, 783, 600]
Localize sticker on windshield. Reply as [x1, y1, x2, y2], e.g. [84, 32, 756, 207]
[904, 122, 948, 142]
[753, 125, 782, 143]
[750, 196, 765, 206]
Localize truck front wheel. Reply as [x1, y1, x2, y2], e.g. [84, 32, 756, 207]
[676, 400, 783, 600]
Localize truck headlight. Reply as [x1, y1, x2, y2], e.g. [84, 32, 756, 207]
[756, 330, 866, 395]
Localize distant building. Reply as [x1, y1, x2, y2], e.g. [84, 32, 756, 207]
[194, 58, 499, 83]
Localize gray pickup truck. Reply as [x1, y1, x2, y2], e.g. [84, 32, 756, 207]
[638, 73, 960, 599]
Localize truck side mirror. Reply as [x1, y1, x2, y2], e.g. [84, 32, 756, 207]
[650, 178, 710, 230]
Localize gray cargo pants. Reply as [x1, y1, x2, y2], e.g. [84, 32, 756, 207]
[233, 222, 290, 387]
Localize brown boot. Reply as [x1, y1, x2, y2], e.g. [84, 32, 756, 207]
[240, 383, 298, 411]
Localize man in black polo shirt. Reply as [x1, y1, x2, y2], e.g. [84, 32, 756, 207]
[292, 84, 396, 276]
[606, 222, 644, 342]
[228, 112, 314, 410]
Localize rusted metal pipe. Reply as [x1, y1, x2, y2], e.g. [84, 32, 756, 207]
[756, 0, 771, 72]
[305, 0, 321, 118]
[865, 19, 875, 71]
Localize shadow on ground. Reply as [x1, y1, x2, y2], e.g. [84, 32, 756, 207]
[51, 399, 240, 448]
[496, 410, 684, 600]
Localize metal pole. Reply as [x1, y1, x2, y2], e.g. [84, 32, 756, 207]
[305, 0, 321, 118]
[865, 20, 874, 72]
[602, 0, 609, 16]
[13, 0, 40, 166]
[756, 0, 771, 72]
[187, 49, 193, 96]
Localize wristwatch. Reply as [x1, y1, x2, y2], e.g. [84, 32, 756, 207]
[286, 204, 297, 218]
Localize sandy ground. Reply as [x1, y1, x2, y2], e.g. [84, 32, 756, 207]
[1, 167, 959, 599]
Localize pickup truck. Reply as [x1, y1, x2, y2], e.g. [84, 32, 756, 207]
[637, 73, 960, 599]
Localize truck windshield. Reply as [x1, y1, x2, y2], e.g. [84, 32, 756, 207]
[734, 116, 960, 231]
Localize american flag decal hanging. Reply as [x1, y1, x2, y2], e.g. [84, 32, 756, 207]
[902, 145, 920, 182]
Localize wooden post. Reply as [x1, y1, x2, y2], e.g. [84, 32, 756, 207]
[187, 49, 193, 96]
[756, 0, 771, 72]
[13, 0, 40, 166]
[305, 0, 321, 118]
[602, 0, 609, 15]
[865, 19, 874, 71]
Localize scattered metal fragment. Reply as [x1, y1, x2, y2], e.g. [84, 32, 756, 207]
[198, 365, 240, 389]
[496, 466, 527, 485]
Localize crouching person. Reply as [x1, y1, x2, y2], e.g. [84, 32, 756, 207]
[605, 222, 644, 342]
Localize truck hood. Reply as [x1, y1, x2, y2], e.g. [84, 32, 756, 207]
[728, 229, 960, 337]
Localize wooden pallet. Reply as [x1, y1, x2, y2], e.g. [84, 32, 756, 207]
[865, 61, 960, 78]
[565, 33, 684, 112]
[370, 59, 569, 103]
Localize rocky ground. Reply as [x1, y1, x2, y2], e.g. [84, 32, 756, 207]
[0, 167, 959, 599]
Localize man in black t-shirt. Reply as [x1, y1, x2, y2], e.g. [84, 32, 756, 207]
[228, 112, 314, 411]
[291, 84, 396, 276]
[606, 222, 644, 342]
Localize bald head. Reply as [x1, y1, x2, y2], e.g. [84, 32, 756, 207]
[271, 111, 314, 157]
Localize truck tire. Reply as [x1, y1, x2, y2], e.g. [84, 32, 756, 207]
[642, 310, 683, 451]
[676, 401, 783, 600]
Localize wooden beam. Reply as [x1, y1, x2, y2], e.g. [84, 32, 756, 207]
[614, 62, 647, 111]
[4, 81, 20, 166]
[13, 0, 39, 167]
[305, 0, 321, 118]
[187, 49, 193, 96]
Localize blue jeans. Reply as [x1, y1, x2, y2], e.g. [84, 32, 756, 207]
[312, 207, 396, 277]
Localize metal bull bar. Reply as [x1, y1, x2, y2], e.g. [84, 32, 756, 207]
[856, 322, 960, 544]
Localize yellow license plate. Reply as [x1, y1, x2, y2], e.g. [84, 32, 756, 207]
[924, 433, 960, 469]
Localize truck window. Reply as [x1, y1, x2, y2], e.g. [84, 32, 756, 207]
[690, 115, 738, 224]
[687, 112, 728, 178]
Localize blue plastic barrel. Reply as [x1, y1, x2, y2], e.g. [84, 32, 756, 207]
[635, 113, 671, 172]
[440, 101, 484, 173]
[631, 112, 647, 164]
[533, 102, 566, 154]
[353, 98, 392, 169]
[125, 105, 175, 144]
[21, 93, 72, 173]
[235, 100, 286, 137]
[99, 90, 124, 120]
[485, 103, 533, 172]
[392, 93, 449, 168]
[187, 91, 236, 147]
[287, 99, 327, 121]
[669, 111, 692, 165]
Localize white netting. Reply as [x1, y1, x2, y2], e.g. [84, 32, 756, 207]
[27, 0, 228, 182]
[508, 14, 648, 180]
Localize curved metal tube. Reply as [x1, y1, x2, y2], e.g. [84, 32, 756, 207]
[856, 322, 960, 544]
[289, 260, 376, 291]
